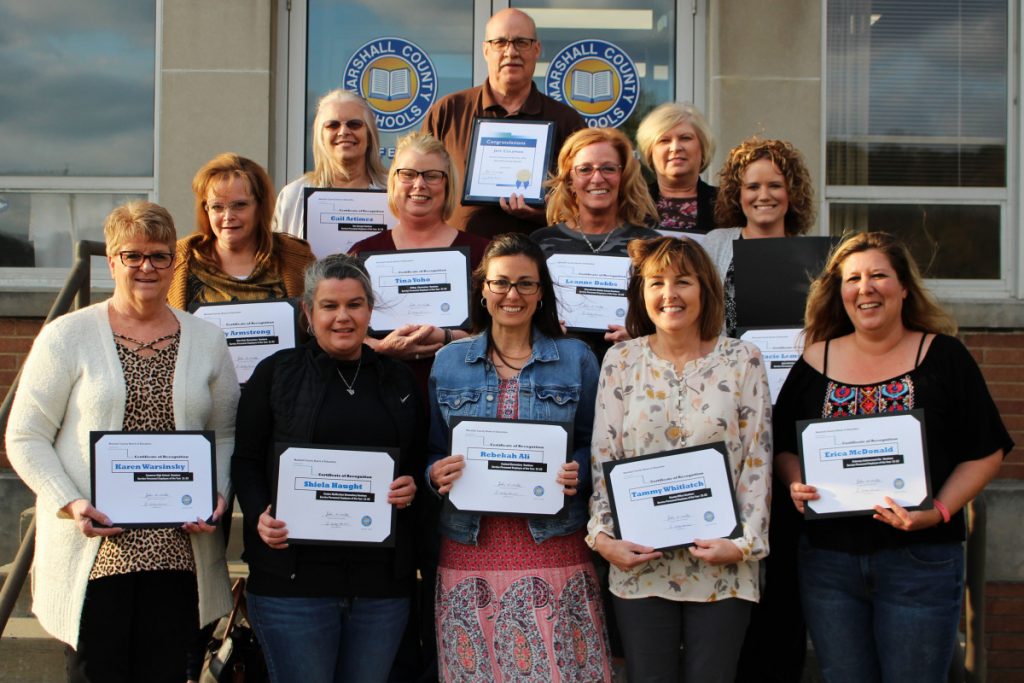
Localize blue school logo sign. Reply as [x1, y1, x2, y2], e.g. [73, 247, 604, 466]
[343, 37, 437, 132]
[545, 39, 639, 128]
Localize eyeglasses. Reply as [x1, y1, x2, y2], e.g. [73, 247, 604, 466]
[118, 251, 174, 269]
[485, 37, 537, 51]
[485, 279, 540, 295]
[572, 164, 623, 178]
[395, 168, 447, 184]
[205, 200, 255, 215]
[324, 118, 366, 131]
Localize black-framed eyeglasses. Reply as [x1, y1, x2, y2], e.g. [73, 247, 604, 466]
[118, 251, 174, 269]
[324, 118, 366, 131]
[572, 164, 623, 178]
[395, 168, 447, 184]
[485, 279, 540, 295]
[485, 37, 537, 51]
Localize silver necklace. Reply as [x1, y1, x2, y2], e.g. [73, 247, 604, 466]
[578, 226, 615, 254]
[336, 358, 362, 396]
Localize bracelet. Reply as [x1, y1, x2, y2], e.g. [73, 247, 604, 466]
[933, 498, 951, 523]
[443, 328, 453, 345]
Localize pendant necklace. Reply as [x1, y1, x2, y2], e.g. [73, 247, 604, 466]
[336, 358, 362, 396]
[578, 225, 616, 254]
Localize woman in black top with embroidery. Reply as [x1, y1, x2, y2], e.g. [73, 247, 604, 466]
[773, 232, 1011, 683]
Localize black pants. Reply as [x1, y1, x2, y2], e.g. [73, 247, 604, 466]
[614, 595, 751, 683]
[67, 570, 199, 683]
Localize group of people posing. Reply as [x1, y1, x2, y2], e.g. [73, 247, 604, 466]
[5, 8, 1012, 683]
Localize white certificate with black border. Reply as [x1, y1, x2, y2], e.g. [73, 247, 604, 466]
[797, 410, 931, 519]
[462, 119, 555, 207]
[190, 299, 299, 384]
[90, 431, 216, 528]
[361, 247, 471, 333]
[447, 417, 570, 517]
[303, 188, 397, 257]
[602, 443, 741, 551]
[272, 444, 397, 546]
[738, 326, 804, 404]
[547, 253, 631, 332]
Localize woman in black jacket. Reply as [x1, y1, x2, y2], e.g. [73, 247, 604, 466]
[232, 254, 422, 683]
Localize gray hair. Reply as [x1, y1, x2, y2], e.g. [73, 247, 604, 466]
[302, 253, 375, 310]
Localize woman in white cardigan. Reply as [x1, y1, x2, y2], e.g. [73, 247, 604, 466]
[6, 201, 239, 683]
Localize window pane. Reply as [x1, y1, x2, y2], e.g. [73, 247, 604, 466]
[826, 0, 1007, 187]
[829, 203, 1000, 279]
[306, 0, 474, 165]
[0, 1, 156, 177]
[0, 192, 145, 267]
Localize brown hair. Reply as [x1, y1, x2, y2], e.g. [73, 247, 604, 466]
[714, 137, 815, 235]
[545, 127, 657, 227]
[625, 236, 724, 341]
[804, 231, 957, 343]
[104, 200, 177, 256]
[192, 153, 275, 261]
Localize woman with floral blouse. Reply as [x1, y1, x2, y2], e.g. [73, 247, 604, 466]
[587, 235, 772, 682]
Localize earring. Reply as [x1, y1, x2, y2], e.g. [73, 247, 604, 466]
[481, 297, 488, 307]
[538, 300, 544, 309]
[307, 324, 314, 335]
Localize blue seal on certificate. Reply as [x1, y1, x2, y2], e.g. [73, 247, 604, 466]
[533, 485, 545, 497]
[893, 478, 905, 489]
[181, 494, 192, 506]
[361, 515, 373, 527]
[703, 510, 715, 522]
[544, 39, 639, 128]
[615, 308, 626, 318]
[343, 37, 437, 132]
[441, 302, 451, 312]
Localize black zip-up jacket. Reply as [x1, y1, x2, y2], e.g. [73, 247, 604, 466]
[647, 177, 719, 233]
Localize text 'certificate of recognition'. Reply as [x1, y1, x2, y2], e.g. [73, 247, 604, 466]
[447, 418, 570, 517]
[90, 431, 216, 528]
[547, 253, 631, 332]
[798, 410, 931, 519]
[462, 119, 554, 207]
[191, 299, 298, 384]
[273, 444, 397, 546]
[738, 327, 804, 404]
[362, 247, 471, 333]
[303, 188, 397, 258]
[603, 443, 741, 552]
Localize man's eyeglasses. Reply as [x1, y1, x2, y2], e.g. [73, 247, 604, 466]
[324, 119, 366, 131]
[395, 168, 447, 184]
[485, 37, 537, 51]
[572, 164, 623, 178]
[118, 251, 174, 269]
[485, 279, 541, 295]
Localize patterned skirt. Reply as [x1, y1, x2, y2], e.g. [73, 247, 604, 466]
[436, 517, 612, 682]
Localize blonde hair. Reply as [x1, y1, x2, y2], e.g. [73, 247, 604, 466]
[307, 89, 386, 188]
[804, 231, 957, 343]
[635, 102, 715, 174]
[387, 132, 459, 222]
[104, 201, 176, 256]
[545, 127, 658, 227]
[192, 153, 275, 261]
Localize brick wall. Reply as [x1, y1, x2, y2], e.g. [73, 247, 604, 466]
[0, 317, 43, 468]
[961, 331, 1024, 480]
[987, 582, 1024, 682]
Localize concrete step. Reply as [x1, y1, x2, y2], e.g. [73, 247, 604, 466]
[0, 617, 64, 683]
[0, 560, 31, 619]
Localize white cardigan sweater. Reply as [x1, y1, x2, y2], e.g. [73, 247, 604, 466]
[5, 302, 239, 647]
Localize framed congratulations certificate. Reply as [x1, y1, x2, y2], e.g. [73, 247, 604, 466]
[797, 410, 931, 519]
[547, 253, 631, 332]
[190, 298, 300, 384]
[602, 443, 741, 552]
[303, 188, 397, 257]
[90, 431, 217, 528]
[462, 119, 555, 207]
[272, 444, 397, 546]
[361, 247, 471, 333]
[447, 417, 570, 517]
[738, 326, 804, 404]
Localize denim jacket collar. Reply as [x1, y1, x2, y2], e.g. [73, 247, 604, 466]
[463, 328, 561, 364]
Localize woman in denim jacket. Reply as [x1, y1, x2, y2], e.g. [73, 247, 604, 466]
[427, 233, 612, 681]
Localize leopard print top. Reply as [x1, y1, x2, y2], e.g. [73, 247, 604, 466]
[89, 329, 196, 579]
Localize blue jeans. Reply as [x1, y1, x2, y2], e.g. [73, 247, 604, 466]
[798, 535, 964, 683]
[246, 592, 410, 683]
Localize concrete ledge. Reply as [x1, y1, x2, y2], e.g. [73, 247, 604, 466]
[984, 479, 1024, 581]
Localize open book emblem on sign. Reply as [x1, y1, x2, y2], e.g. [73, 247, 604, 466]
[344, 37, 437, 132]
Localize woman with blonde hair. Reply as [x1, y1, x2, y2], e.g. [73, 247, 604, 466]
[773, 231, 1009, 682]
[273, 89, 387, 237]
[531, 127, 660, 354]
[169, 153, 314, 309]
[636, 102, 719, 234]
